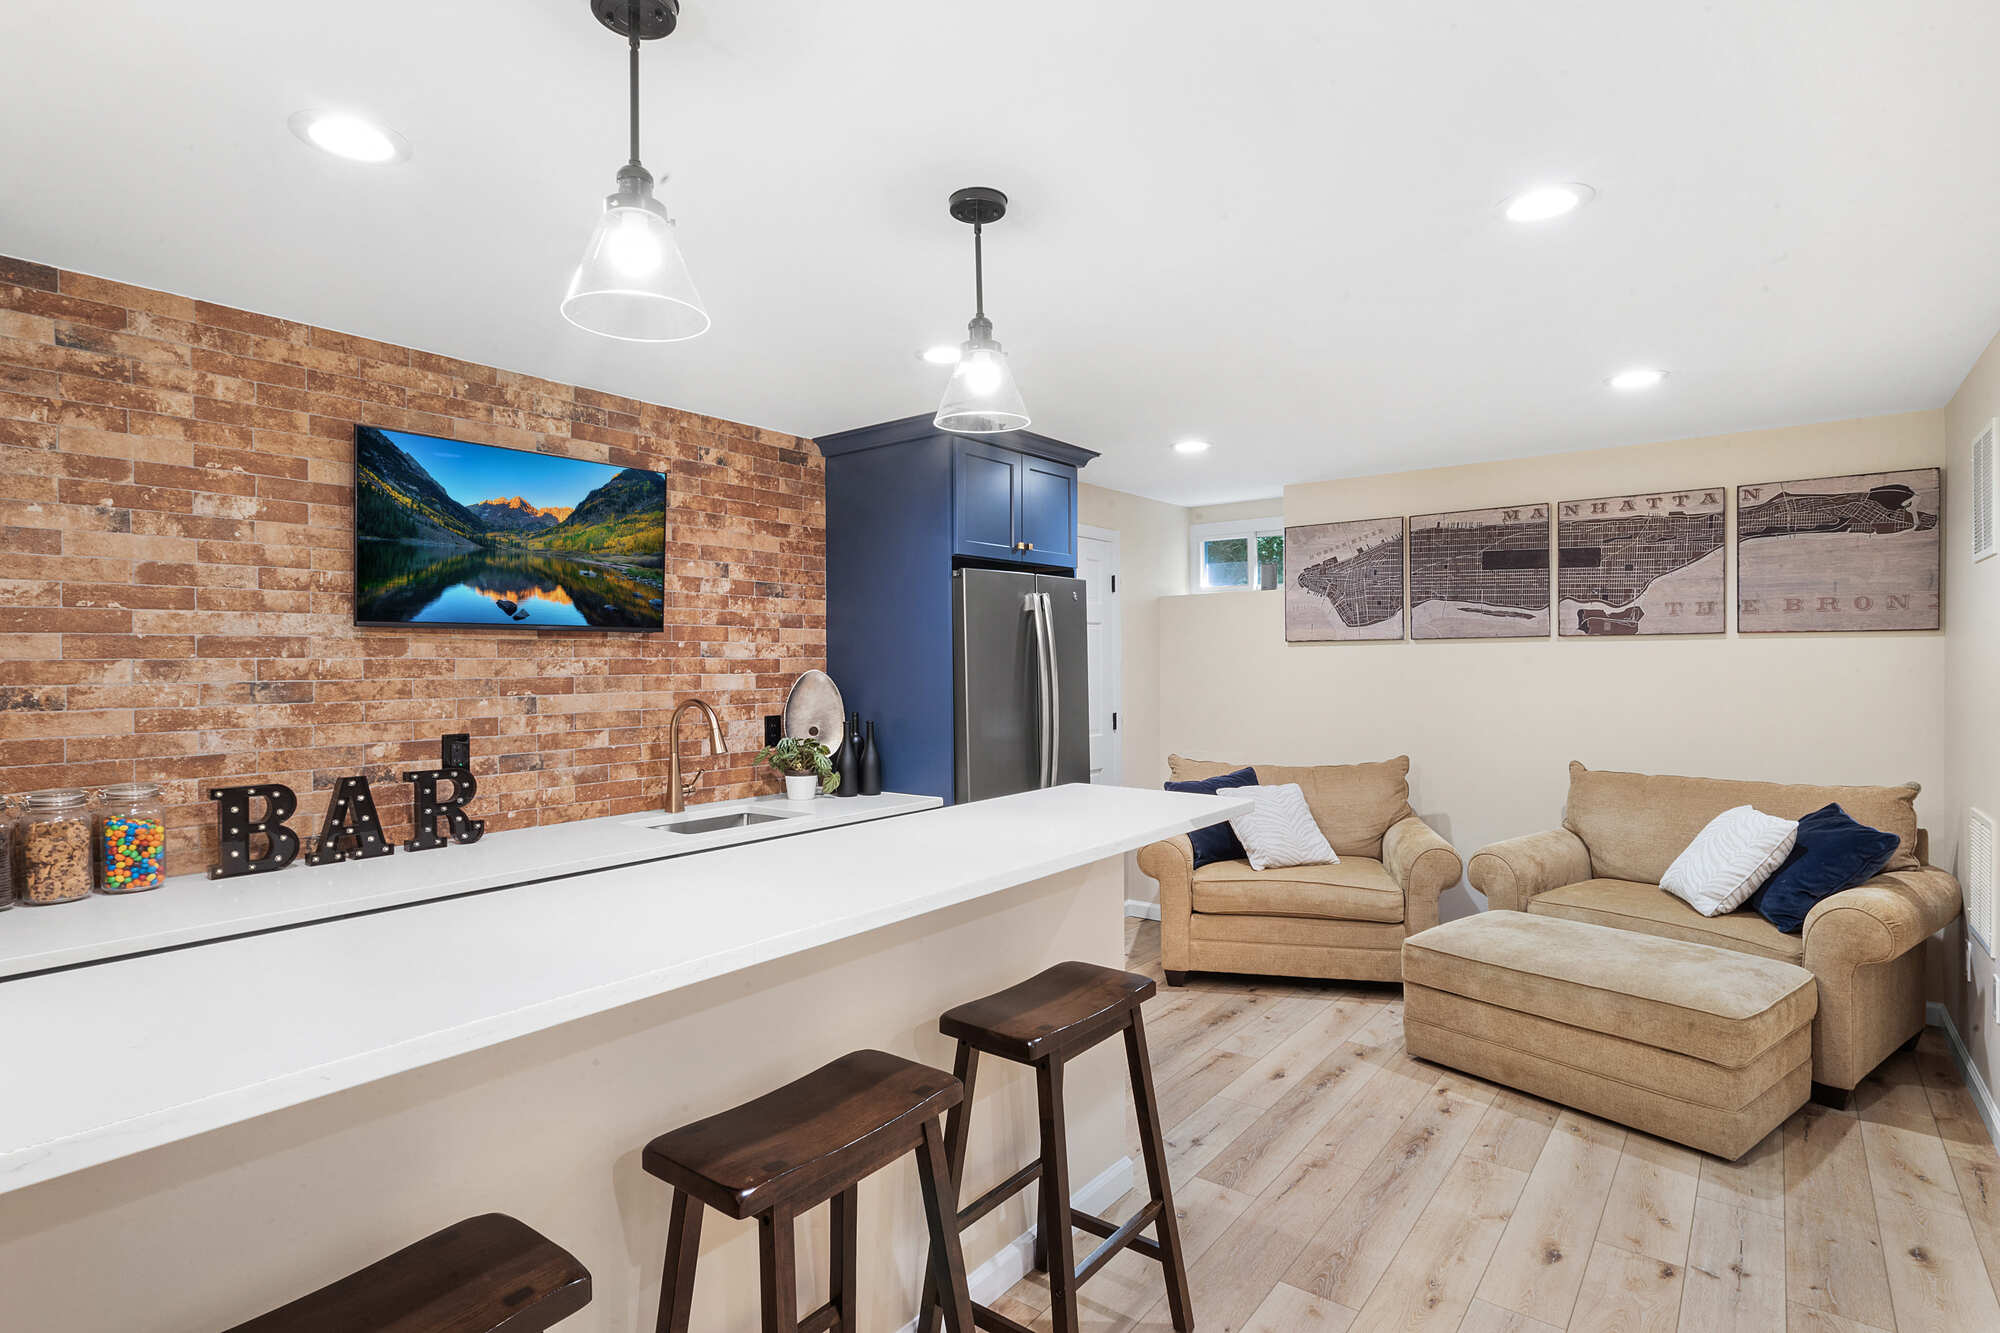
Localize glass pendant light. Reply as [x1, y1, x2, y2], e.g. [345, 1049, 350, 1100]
[934, 187, 1030, 434]
[561, 0, 709, 342]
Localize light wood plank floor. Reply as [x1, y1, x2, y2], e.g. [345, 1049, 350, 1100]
[988, 919, 2000, 1332]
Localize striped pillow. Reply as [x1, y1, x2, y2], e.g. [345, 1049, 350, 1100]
[1659, 805, 1799, 917]
[1227, 784, 1339, 872]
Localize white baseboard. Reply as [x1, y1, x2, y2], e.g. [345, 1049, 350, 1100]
[1123, 899, 1162, 921]
[893, 1154, 1134, 1333]
[1928, 1001, 2000, 1148]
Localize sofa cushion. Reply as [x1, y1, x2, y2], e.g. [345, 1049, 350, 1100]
[1403, 911, 1816, 1068]
[1747, 803, 1903, 934]
[1228, 784, 1340, 871]
[1659, 806, 1799, 917]
[1561, 761, 1921, 882]
[1168, 754, 1416, 859]
[1528, 879, 1804, 963]
[1164, 765, 1258, 869]
[1189, 856, 1404, 923]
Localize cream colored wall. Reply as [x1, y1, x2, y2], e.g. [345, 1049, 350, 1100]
[1153, 411, 1951, 924]
[1939, 327, 2000, 1095]
[1079, 483, 1190, 792]
[1079, 483, 1192, 907]
[1189, 497, 1283, 526]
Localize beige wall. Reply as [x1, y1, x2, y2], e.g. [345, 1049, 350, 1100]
[1189, 497, 1283, 527]
[1939, 327, 2000, 1094]
[1079, 483, 1190, 792]
[1150, 411, 1951, 922]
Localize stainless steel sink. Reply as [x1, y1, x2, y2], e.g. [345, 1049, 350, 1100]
[647, 810, 804, 835]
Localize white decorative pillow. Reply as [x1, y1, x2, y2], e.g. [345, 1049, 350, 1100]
[1227, 784, 1339, 872]
[1660, 805, 1799, 917]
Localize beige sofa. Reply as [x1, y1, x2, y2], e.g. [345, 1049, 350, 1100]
[1137, 755, 1462, 985]
[1468, 762, 1962, 1096]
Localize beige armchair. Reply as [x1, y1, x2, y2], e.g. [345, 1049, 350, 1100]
[1137, 755, 1462, 985]
[1469, 763, 1962, 1095]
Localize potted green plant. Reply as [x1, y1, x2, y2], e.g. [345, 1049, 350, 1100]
[756, 736, 839, 802]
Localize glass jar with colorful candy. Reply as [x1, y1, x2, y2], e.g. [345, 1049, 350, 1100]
[97, 782, 168, 895]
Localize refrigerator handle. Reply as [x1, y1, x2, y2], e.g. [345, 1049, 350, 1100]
[1026, 592, 1053, 787]
[1040, 592, 1061, 787]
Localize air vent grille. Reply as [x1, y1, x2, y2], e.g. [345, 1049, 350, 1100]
[1974, 419, 1997, 563]
[1968, 807, 1996, 955]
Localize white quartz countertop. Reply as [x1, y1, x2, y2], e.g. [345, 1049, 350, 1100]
[0, 783, 1248, 1196]
[0, 791, 938, 979]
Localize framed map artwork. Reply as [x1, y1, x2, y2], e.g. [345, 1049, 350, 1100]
[1409, 503, 1551, 639]
[1737, 469, 1940, 632]
[1286, 518, 1405, 642]
[1556, 487, 1725, 635]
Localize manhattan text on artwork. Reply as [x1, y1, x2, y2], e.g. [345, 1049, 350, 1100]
[1409, 503, 1551, 639]
[1557, 487, 1725, 636]
[1286, 518, 1406, 642]
[1737, 468, 1940, 632]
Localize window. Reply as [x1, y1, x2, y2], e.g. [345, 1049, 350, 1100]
[1191, 518, 1284, 592]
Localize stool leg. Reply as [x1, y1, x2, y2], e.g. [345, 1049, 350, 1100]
[1126, 1013, 1193, 1333]
[1038, 1058, 1081, 1333]
[654, 1189, 704, 1333]
[758, 1208, 799, 1333]
[829, 1186, 858, 1332]
[915, 1117, 976, 1333]
[918, 1042, 979, 1333]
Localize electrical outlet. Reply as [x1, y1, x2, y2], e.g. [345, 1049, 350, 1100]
[1971, 940, 1977, 984]
[763, 714, 782, 745]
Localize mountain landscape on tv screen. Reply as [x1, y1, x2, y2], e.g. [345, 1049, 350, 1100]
[354, 426, 668, 630]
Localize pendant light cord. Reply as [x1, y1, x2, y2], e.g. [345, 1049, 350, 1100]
[627, 2, 642, 167]
[973, 222, 985, 320]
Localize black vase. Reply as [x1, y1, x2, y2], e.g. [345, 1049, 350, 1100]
[857, 720, 882, 796]
[834, 712, 861, 797]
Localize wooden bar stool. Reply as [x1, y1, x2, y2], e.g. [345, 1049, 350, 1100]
[224, 1213, 590, 1332]
[917, 962, 1193, 1333]
[643, 1048, 978, 1333]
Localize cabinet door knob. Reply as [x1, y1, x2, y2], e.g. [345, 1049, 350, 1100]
[1025, 542, 1034, 550]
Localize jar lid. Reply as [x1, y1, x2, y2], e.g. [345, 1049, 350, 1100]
[101, 782, 163, 800]
[23, 788, 88, 808]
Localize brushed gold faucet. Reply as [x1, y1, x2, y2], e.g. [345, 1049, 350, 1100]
[666, 697, 725, 813]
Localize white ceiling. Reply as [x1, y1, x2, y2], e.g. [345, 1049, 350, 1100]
[3, 2, 1998, 505]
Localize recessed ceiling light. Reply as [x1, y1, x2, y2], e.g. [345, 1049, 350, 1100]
[1503, 183, 1593, 223]
[920, 344, 962, 365]
[289, 111, 409, 164]
[1608, 367, 1666, 391]
[1174, 439, 1211, 455]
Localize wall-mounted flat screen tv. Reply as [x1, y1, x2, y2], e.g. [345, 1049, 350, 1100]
[353, 425, 667, 631]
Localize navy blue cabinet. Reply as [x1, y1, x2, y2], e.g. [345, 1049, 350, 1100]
[952, 439, 1025, 562]
[818, 415, 1096, 802]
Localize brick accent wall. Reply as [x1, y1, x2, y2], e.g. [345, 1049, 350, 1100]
[0, 255, 826, 868]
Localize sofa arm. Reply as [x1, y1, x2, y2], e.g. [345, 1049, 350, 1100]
[1383, 816, 1461, 934]
[1467, 828, 1592, 913]
[1136, 835, 1196, 974]
[1803, 866, 1963, 969]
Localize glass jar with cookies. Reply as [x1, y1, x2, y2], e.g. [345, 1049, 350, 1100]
[16, 788, 95, 906]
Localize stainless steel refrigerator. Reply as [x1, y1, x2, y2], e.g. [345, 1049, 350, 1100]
[952, 567, 1089, 802]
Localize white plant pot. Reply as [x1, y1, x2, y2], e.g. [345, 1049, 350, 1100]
[783, 774, 818, 802]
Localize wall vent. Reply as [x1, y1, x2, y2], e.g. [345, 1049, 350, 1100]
[1968, 807, 1997, 955]
[1974, 419, 1997, 563]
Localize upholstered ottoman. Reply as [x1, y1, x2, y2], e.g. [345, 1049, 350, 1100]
[1402, 911, 1816, 1159]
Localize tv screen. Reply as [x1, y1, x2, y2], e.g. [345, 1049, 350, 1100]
[353, 425, 667, 631]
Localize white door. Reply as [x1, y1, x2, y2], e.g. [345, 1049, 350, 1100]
[1077, 526, 1122, 785]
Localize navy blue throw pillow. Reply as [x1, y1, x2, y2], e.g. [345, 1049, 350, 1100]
[1165, 766, 1259, 868]
[1747, 803, 1900, 934]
